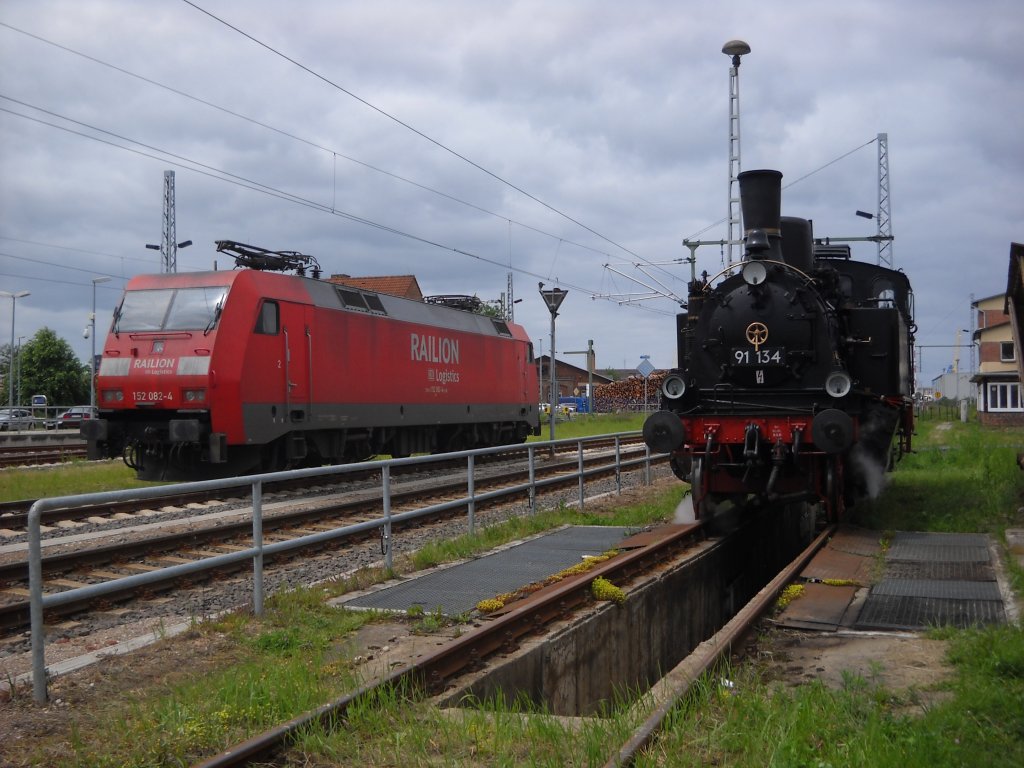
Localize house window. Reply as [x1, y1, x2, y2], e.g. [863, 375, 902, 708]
[988, 382, 1021, 411]
[1001, 342, 1016, 362]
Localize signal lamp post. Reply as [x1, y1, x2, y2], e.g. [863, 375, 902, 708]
[538, 283, 568, 444]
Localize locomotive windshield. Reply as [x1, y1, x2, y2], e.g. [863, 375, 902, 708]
[114, 286, 229, 333]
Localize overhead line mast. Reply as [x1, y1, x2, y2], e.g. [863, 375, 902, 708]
[876, 132, 893, 268]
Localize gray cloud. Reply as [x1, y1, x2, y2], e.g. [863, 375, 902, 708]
[1, 0, 1022, 391]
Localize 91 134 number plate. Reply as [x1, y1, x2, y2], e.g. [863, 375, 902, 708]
[732, 347, 785, 366]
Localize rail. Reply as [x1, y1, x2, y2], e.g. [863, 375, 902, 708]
[27, 431, 661, 704]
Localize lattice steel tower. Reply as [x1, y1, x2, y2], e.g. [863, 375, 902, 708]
[723, 40, 750, 267]
[161, 171, 177, 273]
[876, 132, 893, 268]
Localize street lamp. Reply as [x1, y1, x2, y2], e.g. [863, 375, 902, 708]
[16, 336, 24, 409]
[85, 277, 112, 410]
[723, 39, 750, 267]
[146, 239, 192, 273]
[1, 290, 30, 407]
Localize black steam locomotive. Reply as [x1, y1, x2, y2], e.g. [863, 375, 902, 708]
[643, 169, 914, 523]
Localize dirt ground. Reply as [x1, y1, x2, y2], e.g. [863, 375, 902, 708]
[756, 628, 954, 712]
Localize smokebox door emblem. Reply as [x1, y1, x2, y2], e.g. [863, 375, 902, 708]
[745, 322, 769, 351]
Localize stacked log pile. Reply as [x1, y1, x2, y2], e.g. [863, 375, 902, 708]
[593, 371, 666, 412]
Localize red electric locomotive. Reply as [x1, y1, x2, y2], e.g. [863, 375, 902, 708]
[84, 241, 540, 481]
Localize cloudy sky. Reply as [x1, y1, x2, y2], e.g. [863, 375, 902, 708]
[1, 0, 1021, 397]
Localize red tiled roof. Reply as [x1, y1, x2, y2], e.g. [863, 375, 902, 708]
[328, 274, 423, 300]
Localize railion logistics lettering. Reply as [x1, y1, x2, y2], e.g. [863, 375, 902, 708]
[410, 333, 460, 364]
[133, 358, 176, 370]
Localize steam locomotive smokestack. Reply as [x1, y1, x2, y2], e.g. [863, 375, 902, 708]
[738, 169, 783, 260]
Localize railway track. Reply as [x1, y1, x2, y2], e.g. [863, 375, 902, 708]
[0, 436, 643, 527]
[191, 517, 835, 767]
[0, 442, 88, 468]
[1, 442, 655, 633]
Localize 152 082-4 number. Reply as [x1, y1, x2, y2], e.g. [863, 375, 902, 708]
[134, 391, 173, 402]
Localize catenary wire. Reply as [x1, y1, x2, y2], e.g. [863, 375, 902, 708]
[0, 100, 673, 314]
[0, 21, 620, 266]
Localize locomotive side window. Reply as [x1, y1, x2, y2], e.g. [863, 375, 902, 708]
[255, 300, 280, 335]
[873, 280, 895, 309]
[838, 276, 853, 299]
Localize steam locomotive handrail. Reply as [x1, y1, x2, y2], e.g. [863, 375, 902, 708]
[26, 430, 661, 704]
[700, 257, 815, 288]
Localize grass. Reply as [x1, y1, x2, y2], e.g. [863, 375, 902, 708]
[637, 623, 1024, 768]
[530, 411, 646, 441]
[9, 483, 683, 767]
[10, 416, 1024, 766]
[0, 459, 159, 502]
[29, 587, 381, 767]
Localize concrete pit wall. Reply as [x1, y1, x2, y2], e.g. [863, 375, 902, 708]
[441, 505, 810, 716]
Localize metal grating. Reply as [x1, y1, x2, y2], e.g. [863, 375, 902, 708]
[883, 561, 995, 582]
[342, 526, 632, 616]
[854, 530, 1007, 631]
[870, 578, 1002, 601]
[855, 595, 1006, 630]
[886, 531, 990, 563]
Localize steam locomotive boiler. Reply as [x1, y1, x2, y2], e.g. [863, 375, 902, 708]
[643, 169, 914, 523]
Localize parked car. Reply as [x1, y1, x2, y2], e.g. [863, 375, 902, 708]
[0, 407, 33, 431]
[46, 406, 98, 430]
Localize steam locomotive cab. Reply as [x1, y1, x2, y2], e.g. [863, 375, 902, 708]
[644, 169, 914, 524]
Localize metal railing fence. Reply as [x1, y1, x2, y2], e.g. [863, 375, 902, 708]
[28, 432, 659, 703]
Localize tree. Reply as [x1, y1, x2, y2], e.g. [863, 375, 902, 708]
[4, 328, 89, 408]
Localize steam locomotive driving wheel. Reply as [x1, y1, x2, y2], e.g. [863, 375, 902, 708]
[691, 457, 722, 520]
[825, 457, 845, 522]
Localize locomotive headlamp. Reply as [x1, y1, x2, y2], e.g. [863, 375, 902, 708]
[102, 390, 124, 403]
[661, 374, 687, 399]
[184, 389, 207, 403]
[824, 370, 853, 398]
[741, 261, 768, 286]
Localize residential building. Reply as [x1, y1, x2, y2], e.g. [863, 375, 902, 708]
[973, 279, 1023, 425]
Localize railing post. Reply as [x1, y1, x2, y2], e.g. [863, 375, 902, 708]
[467, 453, 476, 535]
[382, 465, 392, 570]
[252, 480, 264, 616]
[615, 435, 622, 494]
[28, 502, 47, 704]
[528, 444, 536, 515]
[644, 442, 652, 485]
[578, 440, 585, 510]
